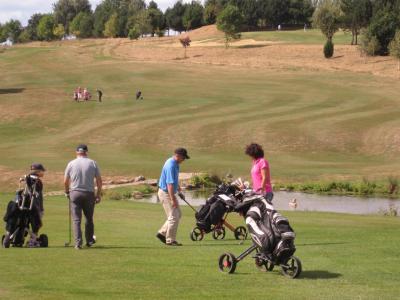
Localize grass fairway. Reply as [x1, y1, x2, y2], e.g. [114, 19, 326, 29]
[1, 40, 400, 190]
[242, 29, 353, 44]
[0, 195, 399, 299]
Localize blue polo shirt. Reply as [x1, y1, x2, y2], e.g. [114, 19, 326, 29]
[159, 158, 180, 193]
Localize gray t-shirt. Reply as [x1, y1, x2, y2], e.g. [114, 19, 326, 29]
[65, 157, 101, 193]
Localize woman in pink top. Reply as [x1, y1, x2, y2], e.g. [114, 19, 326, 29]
[245, 143, 273, 202]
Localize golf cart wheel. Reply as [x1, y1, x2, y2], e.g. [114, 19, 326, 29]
[218, 253, 237, 274]
[2, 235, 10, 248]
[281, 256, 302, 279]
[212, 227, 226, 240]
[255, 257, 274, 272]
[234, 226, 248, 240]
[190, 227, 204, 242]
[38, 234, 48, 248]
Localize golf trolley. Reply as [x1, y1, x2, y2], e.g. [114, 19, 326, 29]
[218, 244, 302, 279]
[190, 218, 247, 242]
[179, 185, 248, 242]
[2, 175, 48, 248]
[216, 180, 302, 279]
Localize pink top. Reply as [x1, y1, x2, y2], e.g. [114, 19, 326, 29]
[251, 158, 272, 193]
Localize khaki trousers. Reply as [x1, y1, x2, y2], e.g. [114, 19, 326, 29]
[158, 189, 182, 243]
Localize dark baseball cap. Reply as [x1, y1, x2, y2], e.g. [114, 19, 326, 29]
[76, 144, 89, 153]
[31, 163, 46, 172]
[175, 148, 190, 159]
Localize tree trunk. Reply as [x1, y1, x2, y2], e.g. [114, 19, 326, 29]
[351, 29, 355, 45]
[355, 32, 358, 45]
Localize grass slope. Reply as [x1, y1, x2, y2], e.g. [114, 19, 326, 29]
[0, 195, 399, 299]
[242, 29, 353, 45]
[0, 40, 400, 191]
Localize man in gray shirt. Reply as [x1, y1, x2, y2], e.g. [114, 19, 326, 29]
[64, 144, 102, 249]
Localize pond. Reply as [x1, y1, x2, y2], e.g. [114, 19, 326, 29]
[141, 190, 400, 216]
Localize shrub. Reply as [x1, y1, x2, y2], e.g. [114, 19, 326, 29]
[324, 39, 334, 58]
[128, 26, 140, 40]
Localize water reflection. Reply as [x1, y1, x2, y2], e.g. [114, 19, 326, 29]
[142, 190, 400, 216]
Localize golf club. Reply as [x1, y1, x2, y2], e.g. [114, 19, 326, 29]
[178, 192, 197, 212]
[64, 194, 72, 247]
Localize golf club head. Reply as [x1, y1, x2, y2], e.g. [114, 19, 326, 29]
[64, 242, 70, 247]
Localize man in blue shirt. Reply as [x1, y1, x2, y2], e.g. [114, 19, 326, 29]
[156, 148, 190, 246]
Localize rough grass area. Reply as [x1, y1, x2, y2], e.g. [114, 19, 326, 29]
[0, 195, 399, 299]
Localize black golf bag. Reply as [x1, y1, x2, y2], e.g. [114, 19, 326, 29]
[244, 198, 296, 264]
[195, 184, 237, 233]
[2, 175, 47, 248]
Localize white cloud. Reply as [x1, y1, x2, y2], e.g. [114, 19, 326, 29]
[0, 0, 193, 26]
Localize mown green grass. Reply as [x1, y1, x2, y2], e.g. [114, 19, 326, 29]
[0, 194, 399, 299]
[0, 41, 400, 191]
[242, 29, 353, 45]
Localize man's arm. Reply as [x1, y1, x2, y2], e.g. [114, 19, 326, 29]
[167, 183, 178, 208]
[64, 177, 70, 196]
[95, 175, 102, 203]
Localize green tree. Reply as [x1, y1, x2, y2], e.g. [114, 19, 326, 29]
[18, 30, 31, 43]
[148, 2, 166, 36]
[37, 15, 56, 41]
[230, 0, 260, 30]
[165, 1, 187, 33]
[134, 10, 152, 36]
[288, 0, 314, 24]
[312, 0, 342, 58]
[104, 13, 119, 38]
[27, 14, 45, 41]
[53, 24, 66, 39]
[312, 0, 342, 42]
[70, 12, 93, 38]
[204, 0, 220, 25]
[389, 29, 400, 70]
[183, 1, 204, 31]
[1, 20, 23, 43]
[359, 30, 381, 58]
[340, 0, 372, 45]
[0, 24, 5, 43]
[365, 3, 400, 55]
[53, 0, 92, 32]
[259, 0, 291, 27]
[216, 4, 243, 48]
[128, 25, 141, 39]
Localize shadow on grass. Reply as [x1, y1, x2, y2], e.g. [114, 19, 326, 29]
[236, 44, 268, 49]
[51, 245, 154, 250]
[298, 242, 348, 247]
[0, 88, 25, 94]
[300, 270, 342, 280]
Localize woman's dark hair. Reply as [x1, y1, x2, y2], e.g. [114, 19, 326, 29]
[245, 143, 264, 159]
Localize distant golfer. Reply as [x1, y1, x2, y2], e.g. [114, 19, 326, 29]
[64, 144, 102, 250]
[136, 90, 142, 100]
[97, 89, 103, 102]
[156, 148, 190, 246]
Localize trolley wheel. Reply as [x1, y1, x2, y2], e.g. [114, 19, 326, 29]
[255, 257, 274, 272]
[212, 227, 226, 240]
[38, 234, 49, 248]
[2, 235, 10, 248]
[218, 253, 237, 274]
[190, 227, 204, 241]
[281, 256, 302, 279]
[234, 226, 248, 240]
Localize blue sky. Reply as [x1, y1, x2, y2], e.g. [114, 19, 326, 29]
[0, 0, 184, 25]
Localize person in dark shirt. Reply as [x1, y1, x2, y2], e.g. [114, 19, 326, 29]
[136, 90, 142, 100]
[97, 89, 103, 102]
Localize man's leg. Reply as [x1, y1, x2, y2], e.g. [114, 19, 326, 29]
[82, 192, 95, 245]
[158, 190, 171, 237]
[166, 205, 181, 243]
[70, 191, 83, 247]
